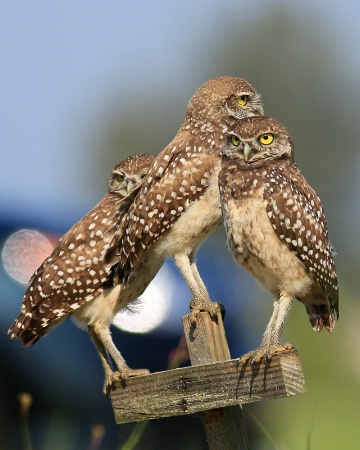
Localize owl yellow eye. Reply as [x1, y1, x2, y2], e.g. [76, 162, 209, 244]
[258, 133, 274, 145]
[115, 173, 125, 182]
[231, 135, 241, 146]
[237, 95, 249, 106]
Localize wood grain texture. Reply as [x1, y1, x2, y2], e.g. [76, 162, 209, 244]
[111, 313, 306, 426]
[183, 311, 249, 450]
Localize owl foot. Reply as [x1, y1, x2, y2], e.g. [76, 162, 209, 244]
[103, 367, 150, 397]
[188, 299, 225, 326]
[239, 342, 295, 366]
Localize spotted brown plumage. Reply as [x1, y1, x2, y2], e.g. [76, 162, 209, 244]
[107, 77, 264, 322]
[219, 116, 338, 363]
[264, 165, 338, 311]
[8, 154, 154, 395]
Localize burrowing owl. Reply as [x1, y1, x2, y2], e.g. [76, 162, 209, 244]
[218, 116, 339, 363]
[107, 77, 264, 324]
[9, 154, 154, 394]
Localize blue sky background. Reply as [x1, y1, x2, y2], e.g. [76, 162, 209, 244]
[1, 0, 360, 218]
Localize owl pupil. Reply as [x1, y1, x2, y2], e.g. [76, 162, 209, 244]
[231, 135, 240, 146]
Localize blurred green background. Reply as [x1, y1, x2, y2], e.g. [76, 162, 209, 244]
[1, 1, 359, 449]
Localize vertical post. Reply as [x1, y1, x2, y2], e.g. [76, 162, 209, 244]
[182, 311, 249, 450]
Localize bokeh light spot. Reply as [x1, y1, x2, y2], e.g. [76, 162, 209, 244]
[112, 282, 169, 334]
[2, 229, 55, 285]
[112, 265, 175, 334]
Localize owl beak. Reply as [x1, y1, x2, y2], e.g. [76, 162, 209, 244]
[257, 106, 265, 116]
[243, 143, 252, 162]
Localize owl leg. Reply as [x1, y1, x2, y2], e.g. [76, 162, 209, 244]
[88, 325, 119, 396]
[88, 324, 150, 396]
[240, 294, 294, 365]
[173, 253, 222, 325]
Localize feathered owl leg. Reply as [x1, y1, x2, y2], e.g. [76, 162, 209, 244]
[173, 253, 222, 325]
[88, 324, 149, 396]
[240, 294, 294, 365]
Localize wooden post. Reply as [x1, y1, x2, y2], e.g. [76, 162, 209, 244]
[111, 311, 306, 448]
[182, 311, 249, 450]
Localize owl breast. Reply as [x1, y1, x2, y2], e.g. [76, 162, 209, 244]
[223, 186, 312, 298]
[153, 169, 223, 258]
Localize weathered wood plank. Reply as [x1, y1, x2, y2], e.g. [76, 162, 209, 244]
[183, 311, 249, 450]
[183, 311, 231, 363]
[111, 348, 306, 424]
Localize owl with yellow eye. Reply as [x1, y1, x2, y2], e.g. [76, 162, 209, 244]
[218, 116, 339, 364]
[106, 76, 264, 327]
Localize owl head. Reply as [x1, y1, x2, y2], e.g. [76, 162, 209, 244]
[222, 116, 295, 168]
[108, 154, 154, 196]
[186, 76, 264, 123]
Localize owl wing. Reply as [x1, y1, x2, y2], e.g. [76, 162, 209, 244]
[263, 164, 339, 317]
[9, 194, 124, 341]
[108, 133, 215, 280]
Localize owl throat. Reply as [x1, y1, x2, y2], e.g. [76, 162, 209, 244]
[227, 166, 263, 200]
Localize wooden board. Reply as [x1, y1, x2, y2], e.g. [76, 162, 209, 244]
[111, 348, 305, 424]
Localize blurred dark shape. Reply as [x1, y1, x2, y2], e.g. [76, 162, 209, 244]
[88, 424, 105, 450]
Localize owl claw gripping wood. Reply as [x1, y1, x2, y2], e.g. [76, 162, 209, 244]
[239, 343, 295, 366]
[219, 116, 339, 364]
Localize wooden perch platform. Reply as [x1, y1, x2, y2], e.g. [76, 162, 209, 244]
[112, 349, 305, 424]
[111, 312, 306, 425]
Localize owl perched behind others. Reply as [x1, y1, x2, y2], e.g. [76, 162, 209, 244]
[107, 77, 264, 324]
[218, 116, 339, 364]
[9, 154, 154, 395]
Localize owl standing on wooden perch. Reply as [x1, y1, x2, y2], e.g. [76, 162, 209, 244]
[218, 116, 339, 364]
[9, 154, 154, 395]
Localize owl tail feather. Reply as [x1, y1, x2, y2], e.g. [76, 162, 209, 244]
[305, 303, 336, 333]
[9, 314, 48, 346]
[8, 313, 31, 339]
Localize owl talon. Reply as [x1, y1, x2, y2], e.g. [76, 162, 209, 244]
[122, 367, 151, 380]
[104, 371, 120, 397]
[188, 300, 224, 326]
[239, 342, 295, 366]
[103, 368, 150, 397]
